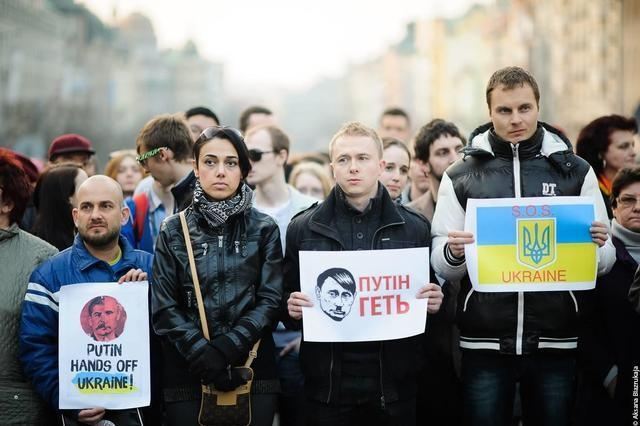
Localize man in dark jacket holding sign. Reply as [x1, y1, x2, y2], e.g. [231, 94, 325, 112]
[284, 121, 443, 425]
[430, 66, 615, 426]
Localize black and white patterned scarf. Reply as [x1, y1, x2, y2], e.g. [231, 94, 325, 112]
[192, 180, 253, 228]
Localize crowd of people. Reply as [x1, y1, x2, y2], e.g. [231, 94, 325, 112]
[1, 65, 640, 425]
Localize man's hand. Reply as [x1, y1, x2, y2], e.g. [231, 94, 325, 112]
[78, 407, 105, 425]
[416, 283, 444, 314]
[590, 220, 609, 247]
[447, 231, 475, 258]
[118, 268, 147, 284]
[279, 336, 302, 356]
[287, 292, 313, 320]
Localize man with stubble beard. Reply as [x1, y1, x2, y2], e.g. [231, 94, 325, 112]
[20, 176, 154, 425]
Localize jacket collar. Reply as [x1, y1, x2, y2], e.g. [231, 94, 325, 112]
[171, 170, 196, 197]
[309, 183, 404, 240]
[72, 234, 140, 273]
[0, 223, 19, 243]
[612, 236, 638, 268]
[465, 122, 572, 160]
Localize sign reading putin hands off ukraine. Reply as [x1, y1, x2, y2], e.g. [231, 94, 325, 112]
[464, 197, 597, 292]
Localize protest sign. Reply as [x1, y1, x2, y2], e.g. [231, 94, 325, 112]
[299, 247, 429, 342]
[58, 281, 150, 409]
[464, 196, 597, 292]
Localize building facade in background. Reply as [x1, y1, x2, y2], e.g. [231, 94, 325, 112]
[1, 0, 638, 157]
[0, 0, 223, 164]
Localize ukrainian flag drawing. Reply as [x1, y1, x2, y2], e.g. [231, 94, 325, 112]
[470, 198, 597, 292]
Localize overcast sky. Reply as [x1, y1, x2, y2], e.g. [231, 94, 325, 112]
[79, 0, 490, 91]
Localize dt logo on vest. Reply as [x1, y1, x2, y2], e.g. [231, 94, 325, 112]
[516, 218, 557, 270]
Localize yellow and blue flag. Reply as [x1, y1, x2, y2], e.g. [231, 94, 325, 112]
[465, 197, 597, 292]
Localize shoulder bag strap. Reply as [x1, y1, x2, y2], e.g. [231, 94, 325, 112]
[180, 211, 261, 366]
[179, 211, 210, 340]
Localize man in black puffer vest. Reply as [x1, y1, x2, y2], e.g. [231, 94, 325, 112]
[431, 66, 616, 426]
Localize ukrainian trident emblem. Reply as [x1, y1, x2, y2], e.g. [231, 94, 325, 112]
[516, 218, 557, 270]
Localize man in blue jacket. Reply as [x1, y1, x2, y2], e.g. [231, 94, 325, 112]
[20, 175, 153, 425]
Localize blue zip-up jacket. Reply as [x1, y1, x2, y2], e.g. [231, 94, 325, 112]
[19, 235, 153, 410]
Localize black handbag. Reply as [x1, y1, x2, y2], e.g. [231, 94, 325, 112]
[180, 211, 260, 426]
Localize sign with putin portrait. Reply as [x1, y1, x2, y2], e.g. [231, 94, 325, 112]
[58, 281, 150, 409]
[299, 248, 429, 342]
[464, 197, 597, 292]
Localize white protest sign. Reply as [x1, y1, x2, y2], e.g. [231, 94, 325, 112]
[59, 281, 150, 409]
[300, 248, 429, 342]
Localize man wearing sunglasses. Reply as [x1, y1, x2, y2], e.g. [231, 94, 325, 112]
[245, 124, 317, 426]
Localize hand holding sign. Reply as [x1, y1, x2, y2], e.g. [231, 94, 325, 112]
[416, 283, 444, 314]
[447, 230, 475, 258]
[590, 220, 609, 247]
[78, 407, 105, 425]
[287, 292, 313, 320]
[118, 268, 147, 284]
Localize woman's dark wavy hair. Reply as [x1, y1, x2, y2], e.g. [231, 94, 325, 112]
[576, 115, 638, 176]
[0, 149, 32, 225]
[32, 164, 83, 251]
[193, 126, 252, 179]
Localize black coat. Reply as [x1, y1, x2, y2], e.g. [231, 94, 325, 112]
[151, 205, 283, 399]
[577, 237, 640, 424]
[283, 185, 433, 404]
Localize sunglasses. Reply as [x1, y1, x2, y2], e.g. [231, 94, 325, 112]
[248, 149, 275, 162]
[199, 126, 244, 141]
[136, 147, 168, 166]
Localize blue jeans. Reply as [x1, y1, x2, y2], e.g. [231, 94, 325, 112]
[462, 351, 576, 426]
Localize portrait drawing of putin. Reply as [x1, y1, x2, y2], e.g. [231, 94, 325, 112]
[315, 268, 357, 322]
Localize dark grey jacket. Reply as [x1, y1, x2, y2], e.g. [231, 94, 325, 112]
[0, 225, 57, 425]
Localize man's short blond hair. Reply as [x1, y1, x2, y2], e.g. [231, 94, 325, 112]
[329, 122, 383, 160]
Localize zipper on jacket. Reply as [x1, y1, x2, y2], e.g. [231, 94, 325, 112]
[463, 288, 475, 312]
[568, 291, 578, 313]
[202, 242, 208, 256]
[511, 144, 522, 198]
[379, 342, 386, 410]
[512, 143, 525, 356]
[234, 241, 240, 254]
[217, 234, 225, 312]
[516, 291, 524, 355]
[326, 343, 334, 404]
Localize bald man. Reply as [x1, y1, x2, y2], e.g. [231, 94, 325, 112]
[20, 175, 154, 425]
